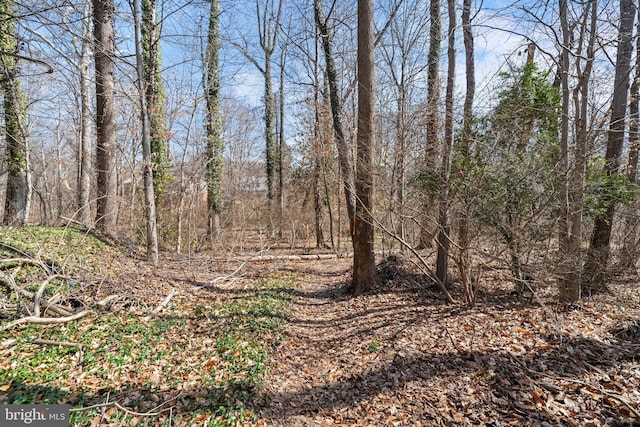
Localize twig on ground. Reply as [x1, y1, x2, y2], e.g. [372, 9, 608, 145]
[31, 338, 81, 348]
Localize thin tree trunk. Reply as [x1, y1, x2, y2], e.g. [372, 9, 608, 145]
[557, 0, 577, 302]
[205, 0, 224, 239]
[93, 0, 118, 232]
[583, 0, 635, 292]
[459, 0, 475, 305]
[142, 0, 168, 205]
[77, 0, 92, 226]
[352, 0, 377, 293]
[314, 0, 356, 234]
[134, 0, 159, 265]
[435, 0, 456, 286]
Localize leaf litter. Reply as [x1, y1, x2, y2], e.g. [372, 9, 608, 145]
[258, 255, 640, 426]
[1, 238, 639, 426]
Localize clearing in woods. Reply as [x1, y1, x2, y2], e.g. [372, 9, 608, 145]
[0, 228, 639, 426]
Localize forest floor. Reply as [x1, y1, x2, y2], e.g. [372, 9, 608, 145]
[1, 228, 640, 426]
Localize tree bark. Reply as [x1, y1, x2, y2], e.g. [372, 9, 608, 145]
[418, 0, 441, 248]
[93, 0, 118, 232]
[583, 0, 635, 292]
[459, 0, 475, 305]
[77, 0, 93, 227]
[142, 0, 169, 205]
[435, 0, 456, 286]
[206, 0, 224, 239]
[1, 0, 30, 226]
[314, 0, 356, 233]
[352, 0, 377, 293]
[134, 0, 159, 265]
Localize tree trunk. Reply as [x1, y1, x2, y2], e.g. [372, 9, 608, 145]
[418, 0, 441, 248]
[621, 3, 640, 269]
[314, 0, 356, 233]
[77, 0, 93, 227]
[435, 0, 456, 286]
[142, 0, 168, 206]
[352, 0, 377, 293]
[1, 0, 30, 226]
[459, 0, 475, 305]
[583, 0, 635, 292]
[93, 0, 118, 232]
[557, 0, 577, 302]
[134, 0, 159, 265]
[206, 0, 224, 239]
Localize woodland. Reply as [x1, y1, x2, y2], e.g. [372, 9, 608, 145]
[0, 0, 640, 425]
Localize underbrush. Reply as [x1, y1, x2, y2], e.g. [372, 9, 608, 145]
[0, 226, 296, 426]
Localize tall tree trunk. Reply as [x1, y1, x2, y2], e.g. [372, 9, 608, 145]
[313, 38, 327, 249]
[418, 0, 441, 248]
[314, 0, 356, 234]
[583, 0, 635, 292]
[134, 0, 159, 265]
[459, 0, 475, 305]
[557, 0, 576, 302]
[277, 47, 286, 239]
[435, 0, 456, 286]
[77, 0, 93, 226]
[206, 0, 224, 239]
[352, 0, 377, 293]
[93, 0, 118, 232]
[256, 0, 282, 223]
[1, 0, 30, 226]
[142, 0, 168, 205]
[621, 3, 640, 269]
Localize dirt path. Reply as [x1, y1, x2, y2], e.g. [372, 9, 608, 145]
[259, 258, 640, 426]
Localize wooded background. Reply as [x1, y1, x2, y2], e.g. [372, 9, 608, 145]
[1, 0, 638, 302]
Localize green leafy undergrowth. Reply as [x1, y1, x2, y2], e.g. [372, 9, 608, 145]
[0, 274, 296, 426]
[0, 225, 125, 278]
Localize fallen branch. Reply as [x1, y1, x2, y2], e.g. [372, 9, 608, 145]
[151, 290, 177, 316]
[0, 310, 89, 331]
[34, 274, 67, 317]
